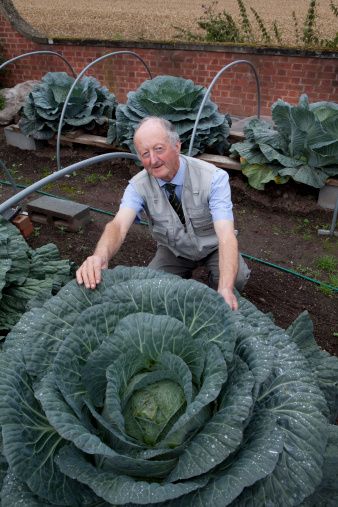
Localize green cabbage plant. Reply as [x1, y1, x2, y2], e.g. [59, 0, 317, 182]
[19, 72, 117, 140]
[0, 266, 337, 505]
[231, 94, 338, 189]
[115, 75, 231, 156]
[0, 217, 75, 333]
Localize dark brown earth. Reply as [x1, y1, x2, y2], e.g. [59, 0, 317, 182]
[0, 134, 337, 355]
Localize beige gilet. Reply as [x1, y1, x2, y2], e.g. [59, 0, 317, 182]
[131, 155, 219, 260]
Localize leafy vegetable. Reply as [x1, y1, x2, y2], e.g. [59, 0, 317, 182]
[0, 217, 75, 333]
[115, 75, 231, 156]
[0, 266, 337, 505]
[19, 72, 117, 141]
[231, 94, 338, 189]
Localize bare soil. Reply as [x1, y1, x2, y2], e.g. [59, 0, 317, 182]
[12, 0, 338, 45]
[0, 133, 337, 356]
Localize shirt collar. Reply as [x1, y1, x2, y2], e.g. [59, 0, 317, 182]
[157, 156, 186, 187]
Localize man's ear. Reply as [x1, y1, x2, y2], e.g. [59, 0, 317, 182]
[175, 141, 181, 153]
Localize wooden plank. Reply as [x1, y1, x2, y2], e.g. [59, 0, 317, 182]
[326, 178, 338, 187]
[197, 153, 241, 171]
[58, 133, 126, 151]
[229, 129, 245, 141]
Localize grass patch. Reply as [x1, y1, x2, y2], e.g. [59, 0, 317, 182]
[315, 255, 337, 274]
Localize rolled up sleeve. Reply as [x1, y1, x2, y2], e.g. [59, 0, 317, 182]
[209, 169, 234, 222]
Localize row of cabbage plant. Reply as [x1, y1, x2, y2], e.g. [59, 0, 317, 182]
[19, 72, 231, 157]
[18, 72, 338, 188]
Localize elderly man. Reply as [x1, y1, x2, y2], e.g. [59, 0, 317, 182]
[76, 116, 250, 310]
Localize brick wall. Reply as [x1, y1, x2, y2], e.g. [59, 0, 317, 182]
[1, 7, 337, 117]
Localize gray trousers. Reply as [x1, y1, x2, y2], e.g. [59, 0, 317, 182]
[148, 246, 250, 291]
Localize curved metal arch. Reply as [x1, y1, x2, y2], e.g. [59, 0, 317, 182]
[0, 152, 139, 214]
[56, 51, 153, 171]
[0, 50, 76, 77]
[188, 59, 261, 157]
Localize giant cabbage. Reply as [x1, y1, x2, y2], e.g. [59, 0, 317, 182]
[115, 75, 231, 156]
[231, 94, 338, 189]
[19, 72, 117, 141]
[0, 266, 337, 506]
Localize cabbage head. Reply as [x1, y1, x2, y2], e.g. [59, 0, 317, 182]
[231, 94, 338, 189]
[115, 75, 231, 156]
[19, 72, 117, 141]
[0, 266, 337, 506]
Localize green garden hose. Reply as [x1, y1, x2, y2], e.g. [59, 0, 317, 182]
[1, 179, 337, 293]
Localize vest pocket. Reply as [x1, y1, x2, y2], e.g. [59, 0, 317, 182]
[152, 223, 169, 243]
[188, 209, 214, 237]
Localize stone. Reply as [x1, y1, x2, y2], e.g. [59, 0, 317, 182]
[27, 196, 91, 232]
[0, 80, 39, 126]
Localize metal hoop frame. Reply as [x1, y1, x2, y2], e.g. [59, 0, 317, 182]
[188, 59, 261, 157]
[56, 51, 152, 171]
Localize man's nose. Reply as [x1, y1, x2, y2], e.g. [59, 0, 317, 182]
[149, 151, 159, 165]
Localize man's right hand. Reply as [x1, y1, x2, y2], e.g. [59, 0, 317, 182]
[76, 255, 108, 289]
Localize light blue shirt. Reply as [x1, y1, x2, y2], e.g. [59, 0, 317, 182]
[120, 156, 234, 222]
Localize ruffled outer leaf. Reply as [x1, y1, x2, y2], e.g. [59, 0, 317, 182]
[19, 72, 117, 141]
[115, 75, 230, 155]
[231, 94, 338, 189]
[0, 266, 337, 506]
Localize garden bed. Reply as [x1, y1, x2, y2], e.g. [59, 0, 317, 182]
[0, 132, 337, 355]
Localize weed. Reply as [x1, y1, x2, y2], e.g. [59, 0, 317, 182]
[292, 217, 314, 238]
[329, 274, 338, 288]
[273, 22, 283, 45]
[303, 0, 318, 45]
[43, 184, 56, 193]
[237, 0, 252, 39]
[198, 2, 243, 43]
[315, 255, 337, 274]
[59, 184, 78, 196]
[318, 284, 334, 297]
[292, 11, 300, 44]
[322, 238, 338, 254]
[56, 225, 67, 235]
[174, 0, 338, 48]
[85, 173, 100, 185]
[32, 226, 41, 238]
[296, 264, 320, 279]
[40, 167, 51, 178]
[250, 7, 271, 43]
[84, 171, 112, 185]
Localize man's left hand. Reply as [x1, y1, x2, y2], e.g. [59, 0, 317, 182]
[218, 287, 238, 311]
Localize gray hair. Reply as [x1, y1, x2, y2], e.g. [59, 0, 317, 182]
[133, 117, 180, 146]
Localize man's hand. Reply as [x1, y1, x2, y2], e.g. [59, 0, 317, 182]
[76, 255, 108, 289]
[76, 209, 137, 290]
[218, 287, 238, 311]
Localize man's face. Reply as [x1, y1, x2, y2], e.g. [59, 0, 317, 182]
[134, 121, 181, 181]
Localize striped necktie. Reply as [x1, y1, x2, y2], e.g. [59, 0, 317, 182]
[164, 183, 185, 225]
